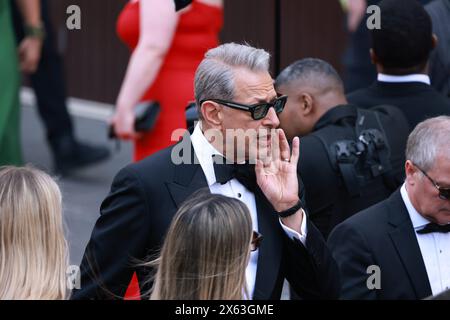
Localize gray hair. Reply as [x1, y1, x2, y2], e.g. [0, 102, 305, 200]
[406, 116, 450, 171]
[194, 43, 271, 115]
[274, 58, 344, 93]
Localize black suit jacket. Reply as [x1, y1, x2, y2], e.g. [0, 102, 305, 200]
[72, 136, 339, 300]
[299, 104, 409, 239]
[347, 81, 450, 130]
[328, 189, 432, 300]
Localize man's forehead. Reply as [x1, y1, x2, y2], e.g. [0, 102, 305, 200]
[240, 82, 276, 97]
[429, 153, 450, 186]
[233, 68, 276, 101]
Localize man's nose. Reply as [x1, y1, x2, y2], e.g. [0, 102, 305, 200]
[262, 107, 280, 128]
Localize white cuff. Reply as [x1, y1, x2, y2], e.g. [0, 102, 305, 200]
[279, 209, 308, 246]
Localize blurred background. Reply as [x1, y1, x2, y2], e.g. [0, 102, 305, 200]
[46, 0, 348, 104]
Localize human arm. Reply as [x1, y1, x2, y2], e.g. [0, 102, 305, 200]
[255, 129, 304, 232]
[112, 0, 180, 140]
[255, 129, 340, 298]
[15, 0, 43, 73]
[328, 221, 378, 299]
[341, 0, 367, 32]
[71, 167, 152, 299]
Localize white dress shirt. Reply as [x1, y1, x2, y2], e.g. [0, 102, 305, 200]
[378, 73, 431, 85]
[190, 123, 307, 298]
[400, 184, 450, 296]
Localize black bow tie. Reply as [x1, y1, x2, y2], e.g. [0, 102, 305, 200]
[416, 222, 450, 235]
[212, 155, 257, 192]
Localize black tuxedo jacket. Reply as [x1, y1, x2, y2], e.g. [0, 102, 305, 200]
[72, 137, 339, 300]
[347, 81, 450, 130]
[328, 189, 432, 300]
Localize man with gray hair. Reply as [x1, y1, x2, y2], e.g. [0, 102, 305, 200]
[328, 116, 450, 299]
[73, 43, 339, 300]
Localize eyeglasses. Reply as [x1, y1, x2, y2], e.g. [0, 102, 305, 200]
[200, 95, 288, 120]
[250, 230, 263, 252]
[414, 164, 450, 200]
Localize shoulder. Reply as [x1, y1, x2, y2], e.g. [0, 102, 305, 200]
[299, 133, 327, 152]
[347, 87, 376, 107]
[299, 133, 333, 168]
[113, 145, 178, 189]
[298, 130, 342, 194]
[330, 195, 391, 239]
[428, 88, 450, 106]
[412, 85, 450, 110]
[369, 104, 404, 117]
[130, 145, 176, 173]
[369, 104, 410, 130]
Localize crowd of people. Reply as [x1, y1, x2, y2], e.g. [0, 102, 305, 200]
[0, 0, 449, 300]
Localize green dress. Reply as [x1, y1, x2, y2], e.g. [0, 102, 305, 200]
[0, 0, 22, 165]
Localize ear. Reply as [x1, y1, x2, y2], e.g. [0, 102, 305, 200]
[200, 101, 223, 126]
[431, 33, 438, 50]
[405, 160, 419, 186]
[369, 48, 378, 65]
[300, 93, 314, 116]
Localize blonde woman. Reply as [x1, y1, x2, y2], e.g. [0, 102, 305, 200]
[0, 166, 68, 299]
[148, 190, 262, 300]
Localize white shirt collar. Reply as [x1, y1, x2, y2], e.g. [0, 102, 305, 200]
[378, 73, 431, 85]
[400, 183, 431, 229]
[190, 122, 224, 187]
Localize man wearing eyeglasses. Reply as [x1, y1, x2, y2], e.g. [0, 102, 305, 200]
[73, 43, 339, 300]
[328, 116, 450, 299]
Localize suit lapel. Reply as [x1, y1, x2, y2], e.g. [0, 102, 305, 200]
[253, 188, 283, 300]
[165, 136, 209, 208]
[387, 191, 432, 298]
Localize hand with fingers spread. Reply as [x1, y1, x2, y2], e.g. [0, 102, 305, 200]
[255, 129, 301, 211]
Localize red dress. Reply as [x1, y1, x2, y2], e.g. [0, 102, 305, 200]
[117, 0, 223, 162]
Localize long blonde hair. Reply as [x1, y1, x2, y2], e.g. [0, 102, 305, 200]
[0, 166, 68, 299]
[149, 190, 253, 300]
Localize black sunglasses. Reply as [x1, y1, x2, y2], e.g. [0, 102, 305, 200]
[415, 164, 450, 200]
[200, 95, 288, 120]
[251, 230, 263, 252]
